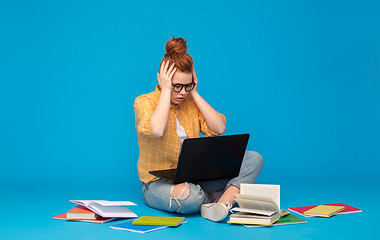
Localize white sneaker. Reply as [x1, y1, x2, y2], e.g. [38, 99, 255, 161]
[201, 202, 232, 222]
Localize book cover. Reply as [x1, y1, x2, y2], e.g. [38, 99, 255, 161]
[303, 205, 345, 217]
[53, 213, 114, 223]
[244, 213, 307, 228]
[288, 203, 362, 217]
[110, 220, 167, 233]
[132, 216, 185, 227]
[228, 213, 280, 225]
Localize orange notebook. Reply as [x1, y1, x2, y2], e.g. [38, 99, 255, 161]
[53, 212, 114, 223]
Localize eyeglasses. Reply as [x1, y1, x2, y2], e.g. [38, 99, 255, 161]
[172, 81, 196, 92]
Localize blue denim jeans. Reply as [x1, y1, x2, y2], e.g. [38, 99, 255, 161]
[141, 151, 263, 214]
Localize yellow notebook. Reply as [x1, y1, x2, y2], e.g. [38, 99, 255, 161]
[303, 205, 345, 217]
[132, 216, 185, 226]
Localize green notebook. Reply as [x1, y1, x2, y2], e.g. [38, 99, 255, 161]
[132, 216, 185, 227]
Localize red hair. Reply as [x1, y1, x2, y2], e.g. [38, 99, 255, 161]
[160, 37, 193, 73]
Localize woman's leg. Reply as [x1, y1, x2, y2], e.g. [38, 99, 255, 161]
[141, 180, 212, 214]
[219, 150, 263, 204]
[201, 151, 263, 221]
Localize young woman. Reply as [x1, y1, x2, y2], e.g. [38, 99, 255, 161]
[134, 37, 263, 222]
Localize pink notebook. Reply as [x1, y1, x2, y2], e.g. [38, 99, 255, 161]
[288, 203, 362, 217]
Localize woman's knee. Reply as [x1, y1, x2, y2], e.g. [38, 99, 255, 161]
[171, 183, 190, 199]
[175, 183, 209, 214]
[245, 151, 263, 172]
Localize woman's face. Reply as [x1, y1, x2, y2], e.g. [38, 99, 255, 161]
[170, 71, 193, 105]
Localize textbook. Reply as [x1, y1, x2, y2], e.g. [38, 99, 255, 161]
[53, 213, 114, 223]
[244, 213, 307, 228]
[132, 216, 185, 227]
[303, 205, 345, 217]
[66, 205, 100, 220]
[110, 220, 168, 233]
[288, 203, 362, 217]
[228, 184, 282, 225]
[69, 200, 138, 218]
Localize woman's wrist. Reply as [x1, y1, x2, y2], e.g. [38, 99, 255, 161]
[190, 89, 199, 98]
[160, 88, 172, 95]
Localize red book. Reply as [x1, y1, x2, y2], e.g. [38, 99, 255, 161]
[288, 203, 362, 217]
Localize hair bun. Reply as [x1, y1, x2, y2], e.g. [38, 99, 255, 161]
[165, 37, 188, 54]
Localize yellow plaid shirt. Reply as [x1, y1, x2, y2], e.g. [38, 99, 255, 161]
[134, 86, 227, 183]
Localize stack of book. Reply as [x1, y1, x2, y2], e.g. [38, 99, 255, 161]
[110, 216, 186, 233]
[53, 200, 138, 223]
[227, 184, 362, 228]
[228, 184, 308, 227]
[288, 203, 362, 217]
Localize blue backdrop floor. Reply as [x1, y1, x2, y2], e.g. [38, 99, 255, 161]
[1, 177, 378, 240]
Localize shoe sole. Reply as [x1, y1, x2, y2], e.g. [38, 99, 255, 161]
[201, 204, 228, 222]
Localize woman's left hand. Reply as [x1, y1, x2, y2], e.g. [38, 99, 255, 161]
[191, 67, 198, 94]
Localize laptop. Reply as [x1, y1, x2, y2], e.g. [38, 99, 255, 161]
[149, 133, 249, 184]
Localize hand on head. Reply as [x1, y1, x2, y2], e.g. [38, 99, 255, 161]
[191, 67, 198, 93]
[157, 60, 176, 92]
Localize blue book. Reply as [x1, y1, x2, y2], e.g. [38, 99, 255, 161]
[110, 220, 167, 233]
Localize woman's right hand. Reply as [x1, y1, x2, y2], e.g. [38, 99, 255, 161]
[157, 60, 176, 92]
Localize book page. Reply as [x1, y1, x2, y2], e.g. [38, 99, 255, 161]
[232, 207, 276, 216]
[70, 200, 136, 206]
[92, 200, 137, 206]
[235, 194, 280, 213]
[240, 184, 280, 210]
[234, 198, 277, 215]
[231, 212, 273, 219]
[87, 202, 138, 218]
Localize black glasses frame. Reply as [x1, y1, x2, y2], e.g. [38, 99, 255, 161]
[172, 81, 196, 92]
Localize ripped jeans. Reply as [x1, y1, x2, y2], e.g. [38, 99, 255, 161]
[141, 151, 263, 214]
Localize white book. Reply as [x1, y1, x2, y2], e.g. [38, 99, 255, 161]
[69, 200, 138, 218]
[228, 184, 282, 225]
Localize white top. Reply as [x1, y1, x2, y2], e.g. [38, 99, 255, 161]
[176, 115, 189, 146]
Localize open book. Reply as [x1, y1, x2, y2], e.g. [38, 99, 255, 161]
[110, 220, 168, 233]
[228, 184, 282, 225]
[69, 200, 138, 218]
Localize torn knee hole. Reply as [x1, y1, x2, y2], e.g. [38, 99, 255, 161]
[171, 183, 190, 199]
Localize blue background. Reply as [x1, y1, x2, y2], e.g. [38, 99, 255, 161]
[0, 0, 379, 239]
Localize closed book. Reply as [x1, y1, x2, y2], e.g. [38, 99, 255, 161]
[66, 206, 100, 220]
[303, 205, 345, 217]
[53, 213, 114, 223]
[132, 216, 185, 227]
[228, 212, 280, 225]
[288, 203, 362, 217]
[244, 213, 307, 228]
[110, 220, 168, 233]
